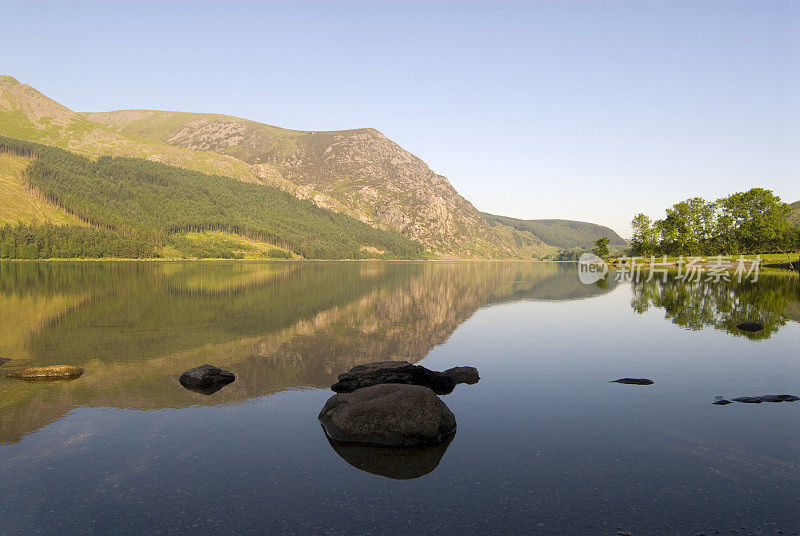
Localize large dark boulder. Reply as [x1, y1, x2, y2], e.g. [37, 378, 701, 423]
[326, 433, 454, 480]
[736, 322, 764, 332]
[179, 365, 235, 395]
[318, 383, 456, 447]
[443, 366, 480, 385]
[6, 365, 84, 380]
[331, 361, 456, 394]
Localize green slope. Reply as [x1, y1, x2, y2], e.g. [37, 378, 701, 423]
[481, 213, 626, 250]
[0, 136, 424, 259]
[789, 200, 800, 227]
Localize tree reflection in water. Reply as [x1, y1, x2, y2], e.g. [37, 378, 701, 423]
[630, 273, 800, 339]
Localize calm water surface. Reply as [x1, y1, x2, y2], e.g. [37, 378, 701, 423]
[0, 262, 798, 535]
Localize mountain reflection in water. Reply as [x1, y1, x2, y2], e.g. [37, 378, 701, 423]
[1, 261, 613, 445]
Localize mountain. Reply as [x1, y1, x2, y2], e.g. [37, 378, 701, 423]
[0, 75, 618, 258]
[789, 200, 800, 227]
[481, 212, 627, 250]
[0, 135, 423, 259]
[83, 109, 546, 257]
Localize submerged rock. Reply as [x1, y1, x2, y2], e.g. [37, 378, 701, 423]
[736, 322, 764, 332]
[0, 358, 11, 367]
[5, 365, 84, 380]
[443, 366, 480, 385]
[179, 365, 235, 395]
[732, 396, 763, 404]
[712, 396, 732, 405]
[756, 394, 799, 403]
[610, 378, 654, 385]
[318, 383, 456, 447]
[331, 361, 456, 394]
[326, 433, 454, 480]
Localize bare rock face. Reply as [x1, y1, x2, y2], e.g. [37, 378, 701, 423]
[443, 366, 480, 385]
[179, 365, 235, 395]
[318, 384, 457, 447]
[5, 365, 84, 380]
[331, 361, 456, 394]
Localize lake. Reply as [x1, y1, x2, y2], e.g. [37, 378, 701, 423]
[1, 261, 798, 535]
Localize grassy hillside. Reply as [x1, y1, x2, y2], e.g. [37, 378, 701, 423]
[0, 154, 85, 226]
[0, 136, 424, 259]
[789, 200, 800, 227]
[481, 212, 626, 250]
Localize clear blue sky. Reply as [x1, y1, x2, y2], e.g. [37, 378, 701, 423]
[3, 0, 798, 236]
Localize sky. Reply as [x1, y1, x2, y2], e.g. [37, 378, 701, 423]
[2, 0, 798, 237]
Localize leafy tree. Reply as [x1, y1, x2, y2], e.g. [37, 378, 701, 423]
[592, 236, 609, 257]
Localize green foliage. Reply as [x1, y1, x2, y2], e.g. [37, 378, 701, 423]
[0, 223, 156, 259]
[592, 236, 610, 257]
[265, 248, 292, 259]
[630, 189, 798, 256]
[0, 135, 424, 259]
[481, 213, 626, 249]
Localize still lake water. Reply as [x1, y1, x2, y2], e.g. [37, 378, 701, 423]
[0, 261, 798, 535]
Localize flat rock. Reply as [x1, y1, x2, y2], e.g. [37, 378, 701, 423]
[179, 365, 235, 395]
[318, 383, 456, 447]
[757, 394, 799, 403]
[712, 396, 732, 405]
[331, 361, 456, 394]
[736, 322, 764, 332]
[326, 434, 454, 480]
[5, 365, 84, 380]
[443, 366, 480, 385]
[732, 396, 762, 404]
[0, 358, 11, 367]
[610, 378, 654, 385]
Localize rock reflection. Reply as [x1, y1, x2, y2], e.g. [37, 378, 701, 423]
[325, 433, 455, 480]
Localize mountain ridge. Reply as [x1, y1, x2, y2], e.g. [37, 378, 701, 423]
[1, 75, 623, 258]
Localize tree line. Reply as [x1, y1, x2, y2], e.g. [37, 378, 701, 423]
[0, 223, 155, 259]
[0, 136, 424, 259]
[630, 189, 798, 256]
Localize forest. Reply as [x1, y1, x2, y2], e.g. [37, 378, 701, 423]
[0, 136, 424, 259]
[629, 189, 799, 256]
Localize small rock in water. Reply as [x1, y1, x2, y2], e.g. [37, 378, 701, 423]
[0, 358, 11, 367]
[6, 365, 84, 380]
[712, 396, 732, 405]
[732, 396, 762, 404]
[756, 394, 799, 403]
[736, 321, 764, 332]
[611, 378, 654, 385]
[331, 361, 456, 394]
[179, 365, 235, 395]
[442, 366, 480, 385]
[318, 383, 456, 447]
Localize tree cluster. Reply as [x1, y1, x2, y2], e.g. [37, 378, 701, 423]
[630, 189, 798, 256]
